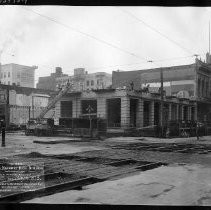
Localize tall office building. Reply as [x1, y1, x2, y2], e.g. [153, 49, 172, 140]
[0, 63, 37, 88]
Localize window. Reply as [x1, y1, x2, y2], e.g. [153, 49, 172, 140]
[4, 73, 6, 78]
[8, 81, 10, 85]
[0, 73, 2, 78]
[81, 100, 97, 114]
[17, 82, 20, 86]
[86, 80, 89, 86]
[91, 80, 94, 86]
[60, 101, 72, 118]
[8, 72, 10, 77]
[17, 72, 21, 78]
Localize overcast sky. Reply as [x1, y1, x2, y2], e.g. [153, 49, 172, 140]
[0, 6, 211, 84]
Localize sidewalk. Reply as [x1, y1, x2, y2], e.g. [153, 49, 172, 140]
[24, 163, 211, 205]
[106, 135, 211, 144]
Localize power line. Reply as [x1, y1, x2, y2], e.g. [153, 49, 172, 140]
[118, 8, 194, 55]
[88, 55, 196, 70]
[36, 54, 197, 73]
[155, 55, 196, 62]
[22, 7, 147, 62]
[22, 7, 199, 71]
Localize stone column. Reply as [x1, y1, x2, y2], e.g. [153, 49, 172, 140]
[136, 99, 144, 128]
[54, 101, 61, 125]
[177, 105, 180, 120]
[72, 98, 81, 118]
[121, 97, 130, 128]
[181, 105, 184, 121]
[97, 97, 106, 119]
[149, 101, 155, 125]
[175, 104, 179, 120]
[188, 106, 192, 121]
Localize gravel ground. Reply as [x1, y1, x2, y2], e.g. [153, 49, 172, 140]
[0, 132, 211, 205]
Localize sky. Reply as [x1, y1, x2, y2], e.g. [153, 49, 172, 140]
[0, 6, 211, 85]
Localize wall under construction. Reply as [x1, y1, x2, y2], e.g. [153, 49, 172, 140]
[55, 89, 197, 131]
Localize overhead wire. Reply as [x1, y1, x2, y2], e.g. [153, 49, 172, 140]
[117, 7, 195, 55]
[36, 54, 198, 73]
[21, 7, 203, 72]
[21, 7, 147, 62]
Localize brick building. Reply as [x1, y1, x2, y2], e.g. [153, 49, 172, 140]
[0, 84, 55, 127]
[55, 68, 112, 91]
[0, 63, 37, 88]
[36, 67, 68, 90]
[112, 57, 211, 122]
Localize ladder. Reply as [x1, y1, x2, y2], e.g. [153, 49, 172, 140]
[37, 82, 73, 120]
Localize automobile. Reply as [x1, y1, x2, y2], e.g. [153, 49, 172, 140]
[19, 124, 27, 130]
[25, 119, 37, 135]
[25, 118, 54, 136]
[7, 123, 20, 131]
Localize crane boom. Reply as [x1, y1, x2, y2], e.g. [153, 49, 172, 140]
[37, 82, 73, 120]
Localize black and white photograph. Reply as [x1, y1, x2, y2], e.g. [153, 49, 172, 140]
[0, 4, 211, 206]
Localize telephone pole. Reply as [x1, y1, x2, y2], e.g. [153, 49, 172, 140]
[160, 68, 164, 137]
[209, 20, 210, 54]
[147, 60, 164, 137]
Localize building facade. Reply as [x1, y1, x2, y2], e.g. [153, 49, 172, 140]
[54, 89, 196, 132]
[55, 68, 112, 91]
[112, 57, 211, 122]
[36, 67, 68, 90]
[0, 84, 55, 127]
[0, 63, 37, 88]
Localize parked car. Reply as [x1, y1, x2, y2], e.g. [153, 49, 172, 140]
[19, 124, 27, 130]
[7, 123, 20, 131]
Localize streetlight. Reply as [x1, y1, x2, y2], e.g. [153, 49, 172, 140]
[0, 50, 14, 147]
[0, 50, 14, 129]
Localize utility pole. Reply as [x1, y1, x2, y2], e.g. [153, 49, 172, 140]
[86, 105, 94, 137]
[0, 50, 14, 146]
[209, 20, 210, 54]
[32, 95, 34, 119]
[147, 60, 164, 137]
[29, 106, 31, 120]
[160, 68, 164, 137]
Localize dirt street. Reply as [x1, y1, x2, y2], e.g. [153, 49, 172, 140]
[0, 131, 210, 205]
